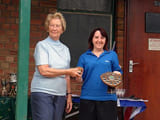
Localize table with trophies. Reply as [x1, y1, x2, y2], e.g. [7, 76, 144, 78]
[0, 73, 17, 120]
[0, 72, 147, 120]
[0, 73, 32, 120]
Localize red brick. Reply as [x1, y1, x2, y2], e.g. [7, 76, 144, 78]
[49, 0, 56, 2]
[30, 32, 43, 38]
[6, 31, 15, 36]
[31, 19, 43, 25]
[10, 63, 17, 68]
[116, 37, 124, 42]
[0, 35, 10, 42]
[14, 43, 18, 50]
[30, 26, 39, 31]
[0, 43, 4, 48]
[39, 26, 45, 31]
[7, 6, 16, 11]
[14, 57, 17, 62]
[15, 18, 19, 24]
[10, 50, 17, 55]
[2, 0, 10, 4]
[6, 56, 14, 62]
[2, 11, 11, 17]
[0, 69, 3, 74]
[29, 57, 35, 64]
[11, 11, 19, 17]
[6, 18, 16, 24]
[40, 14, 47, 19]
[1, 24, 10, 29]
[0, 18, 5, 23]
[31, 1, 39, 6]
[0, 50, 9, 55]
[0, 56, 5, 61]
[29, 64, 35, 70]
[75, 84, 82, 90]
[40, 1, 56, 7]
[0, 30, 5, 36]
[116, 24, 124, 30]
[31, 7, 44, 13]
[116, 31, 124, 37]
[11, 0, 19, 5]
[1, 62, 9, 69]
[11, 24, 18, 30]
[9, 36, 18, 42]
[0, 4, 6, 9]
[4, 43, 14, 49]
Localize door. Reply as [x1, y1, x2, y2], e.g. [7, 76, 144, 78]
[125, 0, 160, 120]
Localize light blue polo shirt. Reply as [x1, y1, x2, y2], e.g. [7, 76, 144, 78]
[31, 36, 71, 96]
[77, 50, 122, 101]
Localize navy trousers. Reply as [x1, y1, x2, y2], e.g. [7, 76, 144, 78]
[31, 92, 66, 120]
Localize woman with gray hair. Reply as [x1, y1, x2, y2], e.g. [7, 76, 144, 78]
[31, 12, 82, 120]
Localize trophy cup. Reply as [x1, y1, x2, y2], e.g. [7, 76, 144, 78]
[100, 72, 122, 94]
[1, 78, 8, 96]
[8, 73, 17, 97]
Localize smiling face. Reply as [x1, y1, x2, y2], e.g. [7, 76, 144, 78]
[92, 30, 106, 51]
[48, 18, 63, 40]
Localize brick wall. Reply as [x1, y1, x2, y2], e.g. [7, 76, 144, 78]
[115, 0, 125, 68]
[0, 0, 125, 95]
[0, 0, 57, 94]
[115, 0, 125, 88]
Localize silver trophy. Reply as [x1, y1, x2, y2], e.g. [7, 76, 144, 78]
[1, 78, 8, 96]
[8, 73, 17, 97]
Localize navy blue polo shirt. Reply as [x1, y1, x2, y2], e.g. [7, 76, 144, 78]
[77, 50, 122, 101]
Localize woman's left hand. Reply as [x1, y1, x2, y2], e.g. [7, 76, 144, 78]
[65, 95, 72, 113]
[113, 71, 121, 75]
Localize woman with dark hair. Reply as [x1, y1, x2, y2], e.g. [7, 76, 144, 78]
[77, 28, 122, 120]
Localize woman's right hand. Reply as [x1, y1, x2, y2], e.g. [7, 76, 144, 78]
[68, 67, 83, 78]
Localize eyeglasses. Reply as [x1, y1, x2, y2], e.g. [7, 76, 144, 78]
[49, 24, 61, 28]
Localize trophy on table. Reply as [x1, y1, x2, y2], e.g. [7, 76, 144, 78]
[100, 72, 122, 94]
[1, 78, 8, 96]
[8, 73, 17, 97]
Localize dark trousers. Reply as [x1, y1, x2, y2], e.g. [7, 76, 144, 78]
[31, 92, 66, 120]
[80, 99, 117, 120]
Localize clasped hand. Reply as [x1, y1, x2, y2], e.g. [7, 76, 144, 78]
[69, 67, 83, 80]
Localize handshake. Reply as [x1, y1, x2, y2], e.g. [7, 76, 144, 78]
[69, 67, 83, 81]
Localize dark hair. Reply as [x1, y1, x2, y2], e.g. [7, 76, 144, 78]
[88, 28, 108, 50]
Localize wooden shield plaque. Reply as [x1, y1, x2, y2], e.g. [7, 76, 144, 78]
[100, 72, 122, 87]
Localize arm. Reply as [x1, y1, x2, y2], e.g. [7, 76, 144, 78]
[65, 75, 72, 113]
[35, 42, 80, 78]
[37, 65, 81, 78]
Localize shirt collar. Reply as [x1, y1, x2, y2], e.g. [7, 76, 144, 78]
[86, 49, 110, 55]
[46, 36, 61, 46]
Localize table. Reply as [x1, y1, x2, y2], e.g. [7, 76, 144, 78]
[0, 97, 15, 120]
[65, 96, 148, 120]
[0, 97, 32, 120]
[0, 96, 147, 120]
[117, 98, 148, 120]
